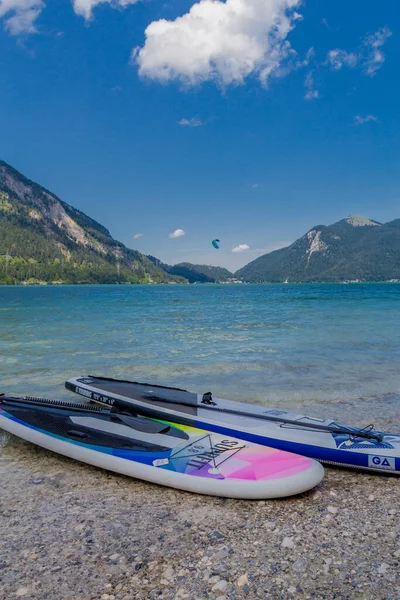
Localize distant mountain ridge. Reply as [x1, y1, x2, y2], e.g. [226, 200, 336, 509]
[0, 160, 185, 285]
[236, 215, 400, 282]
[147, 257, 234, 283]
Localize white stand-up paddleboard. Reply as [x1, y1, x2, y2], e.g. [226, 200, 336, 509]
[66, 376, 400, 475]
[0, 396, 323, 499]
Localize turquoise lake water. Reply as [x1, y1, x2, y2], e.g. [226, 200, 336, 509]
[1, 284, 399, 426]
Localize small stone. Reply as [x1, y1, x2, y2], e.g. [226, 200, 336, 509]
[212, 579, 228, 593]
[208, 576, 221, 585]
[288, 587, 296, 594]
[212, 546, 229, 560]
[16, 589, 30, 597]
[209, 530, 225, 541]
[327, 506, 338, 514]
[281, 537, 295, 549]
[368, 495, 375, 501]
[162, 566, 175, 581]
[388, 509, 396, 515]
[237, 574, 249, 588]
[109, 554, 120, 561]
[292, 558, 309, 573]
[377, 563, 389, 575]
[101, 595, 110, 600]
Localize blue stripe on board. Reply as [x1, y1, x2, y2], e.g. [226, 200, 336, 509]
[193, 419, 400, 473]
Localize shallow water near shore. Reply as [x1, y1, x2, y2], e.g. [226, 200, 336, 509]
[0, 283, 399, 428]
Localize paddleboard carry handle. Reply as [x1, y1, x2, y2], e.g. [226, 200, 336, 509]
[201, 392, 216, 406]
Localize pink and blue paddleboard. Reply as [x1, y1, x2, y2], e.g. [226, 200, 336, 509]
[0, 395, 323, 499]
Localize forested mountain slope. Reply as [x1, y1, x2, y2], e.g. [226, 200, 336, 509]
[0, 160, 185, 285]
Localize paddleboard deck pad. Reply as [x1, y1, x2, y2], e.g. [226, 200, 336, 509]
[66, 376, 400, 475]
[0, 395, 324, 499]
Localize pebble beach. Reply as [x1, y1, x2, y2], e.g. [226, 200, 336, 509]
[1, 429, 399, 600]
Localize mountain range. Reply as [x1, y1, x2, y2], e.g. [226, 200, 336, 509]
[236, 215, 400, 282]
[1, 159, 400, 284]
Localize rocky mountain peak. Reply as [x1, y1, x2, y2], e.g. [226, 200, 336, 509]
[345, 214, 381, 227]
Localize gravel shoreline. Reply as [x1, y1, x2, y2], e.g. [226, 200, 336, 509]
[1, 432, 399, 600]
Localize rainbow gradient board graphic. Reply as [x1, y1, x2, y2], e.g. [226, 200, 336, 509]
[0, 396, 323, 499]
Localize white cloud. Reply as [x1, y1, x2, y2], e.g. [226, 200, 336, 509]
[178, 118, 204, 127]
[133, 232, 143, 239]
[169, 229, 185, 239]
[271, 45, 314, 80]
[326, 27, 392, 77]
[232, 244, 250, 253]
[0, 0, 44, 34]
[72, 0, 141, 21]
[134, 0, 302, 87]
[354, 115, 377, 125]
[304, 71, 319, 100]
[252, 183, 259, 188]
[363, 27, 392, 77]
[326, 49, 358, 71]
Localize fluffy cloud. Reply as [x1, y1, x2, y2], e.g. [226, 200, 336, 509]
[72, 0, 141, 21]
[326, 27, 392, 77]
[0, 0, 44, 34]
[133, 232, 143, 239]
[134, 0, 302, 87]
[326, 49, 358, 71]
[354, 115, 377, 125]
[232, 244, 250, 253]
[178, 118, 204, 127]
[169, 229, 185, 239]
[363, 27, 392, 76]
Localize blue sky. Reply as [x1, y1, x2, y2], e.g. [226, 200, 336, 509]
[1, 0, 399, 271]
